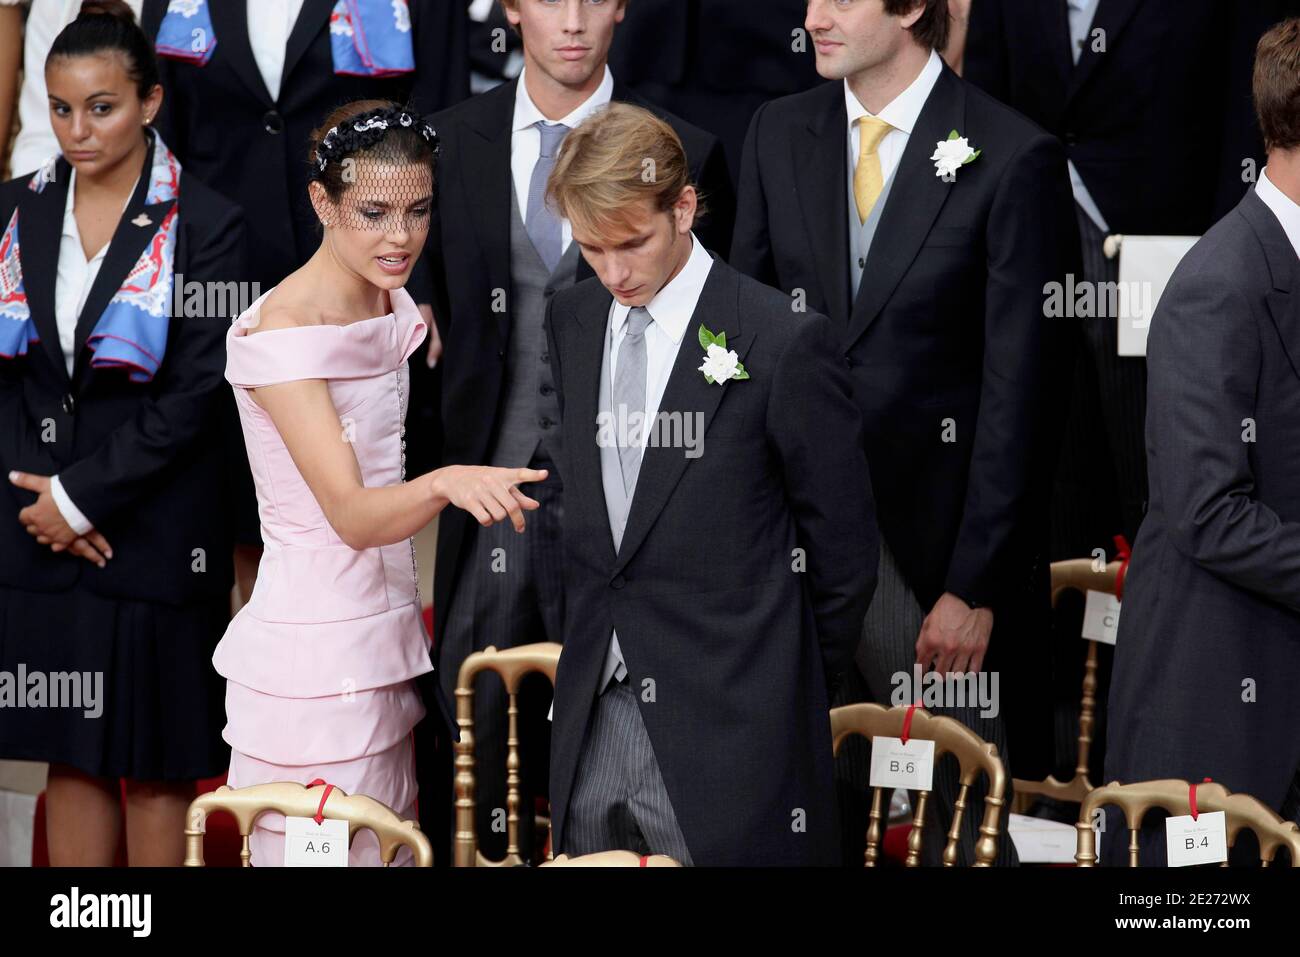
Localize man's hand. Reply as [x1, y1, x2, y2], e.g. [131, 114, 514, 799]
[10, 470, 113, 567]
[915, 591, 993, 675]
[418, 303, 442, 368]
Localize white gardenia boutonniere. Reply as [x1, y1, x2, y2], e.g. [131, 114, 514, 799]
[698, 324, 749, 385]
[932, 130, 982, 180]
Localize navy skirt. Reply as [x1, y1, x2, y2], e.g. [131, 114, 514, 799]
[0, 584, 230, 781]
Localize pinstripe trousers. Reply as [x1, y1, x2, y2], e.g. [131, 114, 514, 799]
[563, 676, 694, 865]
[836, 539, 1019, 866]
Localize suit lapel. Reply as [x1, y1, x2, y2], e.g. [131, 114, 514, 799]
[18, 160, 72, 387]
[72, 144, 168, 385]
[281, 0, 336, 102]
[1046, 0, 1075, 89]
[795, 83, 851, 331]
[208, 0, 274, 107]
[463, 84, 516, 347]
[1068, 0, 1143, 103]
[846, 65, 965, 350]
[613, 262, 750, 574]
[570, 290, 618, 566]
[1245, 191, 1300, 381]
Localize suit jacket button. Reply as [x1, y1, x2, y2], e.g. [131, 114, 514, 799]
[538, 416, 553, 429]
[263, 110, 284, 134]
[539, 384, 553, 396]
[62, 393, 75, 415]
[611, 575, 626, 589]
[540, 352, 549, 363]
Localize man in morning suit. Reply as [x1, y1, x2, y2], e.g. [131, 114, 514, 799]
[1102, 18, 1300, 865]
[731, 0, 1077, 864]
[414, 0, 734, 861]
[543, 103, 878, 866]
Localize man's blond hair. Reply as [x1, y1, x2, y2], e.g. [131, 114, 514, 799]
[546, 102, 700, 240]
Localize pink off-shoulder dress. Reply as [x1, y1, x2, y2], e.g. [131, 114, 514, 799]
[214, 285, 432, 867]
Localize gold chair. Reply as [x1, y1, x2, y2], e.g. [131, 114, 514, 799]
[454, 642, 562, 866]
[1012, 558, 1124, 809]
[831, 702, 1008, 867]
[183, 781, 433, 867]
[1076, 779, 1300, 866]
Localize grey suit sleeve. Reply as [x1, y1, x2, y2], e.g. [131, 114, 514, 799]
[1148, 266, 1300, 611]
[765, 311, 879, 692]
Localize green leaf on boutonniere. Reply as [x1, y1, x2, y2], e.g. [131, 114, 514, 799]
[963, 150, 982, 165]
[732, 365, 750, 380]
[948, 129, 961, 140]
[698, 323, 728, 349]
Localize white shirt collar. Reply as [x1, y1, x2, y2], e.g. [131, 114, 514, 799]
[1257, 167, 1300, 260]
[844, 47, 943, 136]
[61, 167, 140, 258]
[514, 64, 615, 133]
[611, 231, 713, 344]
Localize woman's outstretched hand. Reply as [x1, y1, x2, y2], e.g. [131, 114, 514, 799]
[431, 466, 548, 532]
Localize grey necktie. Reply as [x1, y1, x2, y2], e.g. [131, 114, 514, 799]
[612, 306, 654, 497]
[526, 121, 570, 273]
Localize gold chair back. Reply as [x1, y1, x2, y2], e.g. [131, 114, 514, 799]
[1076, 779, 1300, 866]
[454, 642, 562, 866]
[1013, 558, 1124, 807]
[831, 703, 1007, 866]
[183, 781, 433, 867]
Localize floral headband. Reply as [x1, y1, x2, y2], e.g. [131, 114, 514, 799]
[310, 105, 441, 179]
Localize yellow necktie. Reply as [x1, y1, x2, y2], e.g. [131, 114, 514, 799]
[853, 116, 894, 224]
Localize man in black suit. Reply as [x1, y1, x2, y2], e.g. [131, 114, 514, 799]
[731, 0, 1076, 864]
[1103, 18, 1300, 864]
[543, 102, 877, 865]
[962, 0, 1284, 798]
[413, 0, 735, 862]
[962, 0, 1256, 561]
[606, 0, 822, 179]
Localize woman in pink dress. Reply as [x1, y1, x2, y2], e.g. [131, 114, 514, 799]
[216, 99, 546, 866]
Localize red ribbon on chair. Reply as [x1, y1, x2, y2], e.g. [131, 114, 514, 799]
[1113, 535, 1132, 601]
[1189, 777, 1212, 821]
[901, 700, 922, 745]
[306, 778, 336, 826]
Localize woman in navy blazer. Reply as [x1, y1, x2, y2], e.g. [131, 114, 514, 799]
[0, 1, 244, 865]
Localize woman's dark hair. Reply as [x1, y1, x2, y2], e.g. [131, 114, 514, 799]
[47, 1, 161, 100]
[307, 99, 440, 202]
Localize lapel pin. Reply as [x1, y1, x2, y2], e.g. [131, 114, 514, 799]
[131, 213, 152, 228]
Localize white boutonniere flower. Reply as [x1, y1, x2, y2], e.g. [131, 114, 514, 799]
[697, 324, 749, 385]
[931, 130, 982, 180]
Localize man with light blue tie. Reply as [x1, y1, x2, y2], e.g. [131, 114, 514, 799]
[414, 0, 734, 861]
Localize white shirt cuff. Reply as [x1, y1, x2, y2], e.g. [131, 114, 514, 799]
[49, 475, 94, 535]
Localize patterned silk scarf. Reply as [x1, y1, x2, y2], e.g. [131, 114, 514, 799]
[156, 0, 415, 77]
[0, 133, 181, 383]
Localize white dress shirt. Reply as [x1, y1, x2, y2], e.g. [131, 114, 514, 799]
[48, 167, 139, 536]
[598, 232, 714, 692]
[511, 65, 615, 252]
[12, 0, 145, 176]
[844, 48, 943, 190]
[248, 0, 306, 102]
[1066, 0, 1110, 233]
[1256, 168, 1300, 260]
